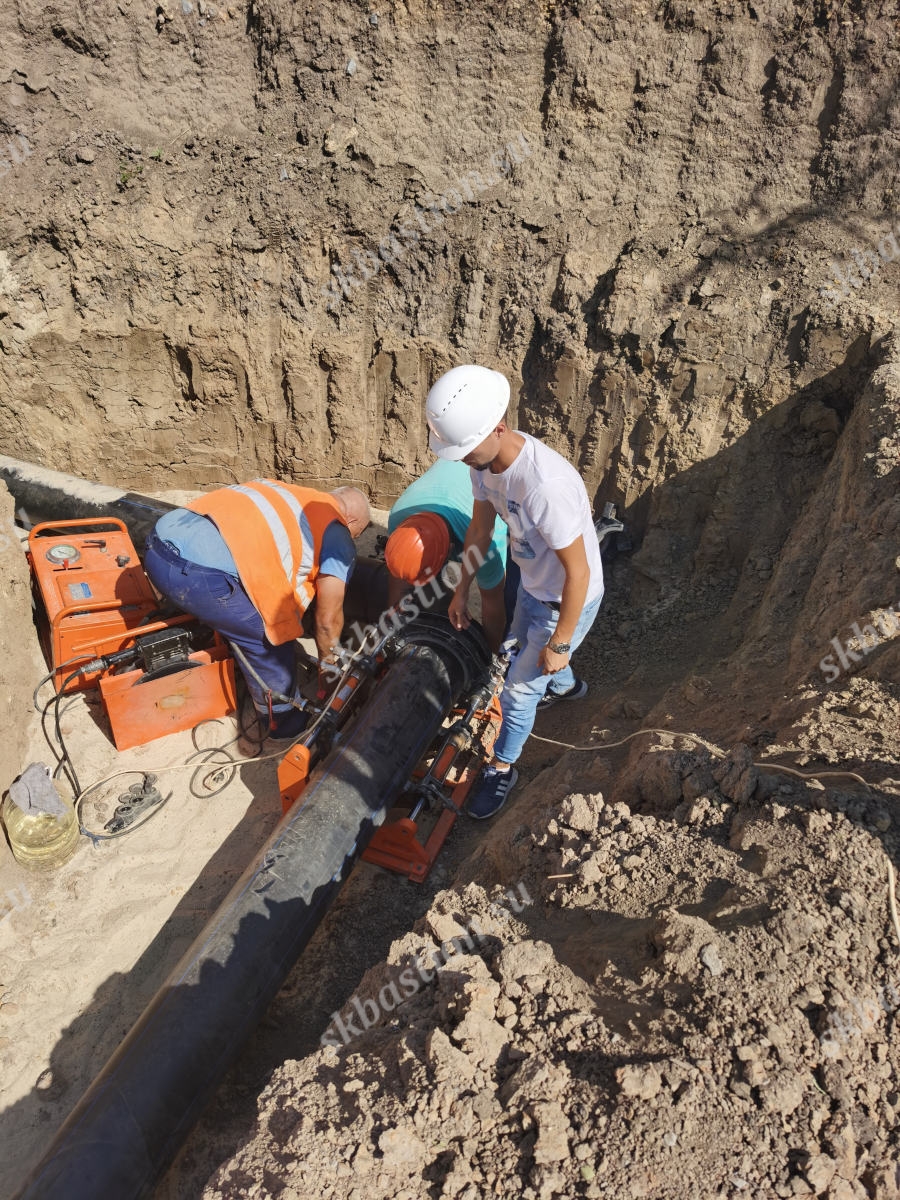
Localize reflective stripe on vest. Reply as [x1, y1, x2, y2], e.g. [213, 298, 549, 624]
[259, 481, 316, 596]
[186, 481, 346, 645]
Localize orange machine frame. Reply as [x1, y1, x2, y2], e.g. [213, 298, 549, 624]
[277, 690, 502, 884]
[362, 694, 502, 882]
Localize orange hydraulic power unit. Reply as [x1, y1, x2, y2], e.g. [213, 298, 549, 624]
[29, 517, 161, 692]
[29, 516, 237, 749]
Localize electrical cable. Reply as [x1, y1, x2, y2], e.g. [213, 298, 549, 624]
[527, 727, 876, 791]
[46, 697, 81, 792]
[190, 690, 267, 757]
[53, 668, 86, 796]
[31, 653, 103, 712]
[35, 679, 84, 796]
[35, 649, 142, 798]
[227, 641, 303, 712]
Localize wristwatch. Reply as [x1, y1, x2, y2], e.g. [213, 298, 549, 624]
[547, 640, 571, 654]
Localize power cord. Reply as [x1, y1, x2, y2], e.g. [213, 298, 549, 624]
[34, 649, 140, 801]
[527, 727, 874, 791]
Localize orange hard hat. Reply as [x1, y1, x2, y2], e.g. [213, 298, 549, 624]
[385, 512, 451, 584]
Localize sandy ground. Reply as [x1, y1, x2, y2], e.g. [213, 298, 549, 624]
[0, 499, 394, 1197]
[0, 712, 285, 1196]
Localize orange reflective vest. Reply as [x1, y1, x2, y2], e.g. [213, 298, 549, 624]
[187, 481, 347, 644]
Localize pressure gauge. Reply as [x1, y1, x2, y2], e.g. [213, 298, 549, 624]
[46, 544, 81, 564]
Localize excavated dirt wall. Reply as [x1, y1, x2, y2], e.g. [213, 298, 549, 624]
[1, 0, 898, 529]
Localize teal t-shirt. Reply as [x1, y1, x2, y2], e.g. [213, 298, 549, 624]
[388, 459, 508, 589]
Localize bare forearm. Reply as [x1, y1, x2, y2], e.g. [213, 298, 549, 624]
[553, 568, 589, 643]
[457, 520, 493, 593]
[314, 615, 343, 660]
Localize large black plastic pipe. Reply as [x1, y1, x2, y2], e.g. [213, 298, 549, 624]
[0, 454, 175, 547]
[13, 628, 488, 1200]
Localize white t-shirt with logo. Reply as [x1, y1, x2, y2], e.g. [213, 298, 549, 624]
[470, 433, 604, 605]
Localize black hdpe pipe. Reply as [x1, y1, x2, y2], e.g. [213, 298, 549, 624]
[0, 454, 176, 547]
[0, 454, 389, 624]
[13, 621, 490, 1200]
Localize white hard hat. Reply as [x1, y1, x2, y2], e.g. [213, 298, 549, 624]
[425, 365, 511, 460]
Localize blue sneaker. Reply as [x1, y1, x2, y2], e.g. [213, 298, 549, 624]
[537, 678, 588, 711]
[467, 764, 519, 820]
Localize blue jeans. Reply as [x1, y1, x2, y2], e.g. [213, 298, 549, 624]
[143, 533, 300, 720]
[493, 585, 603, 765]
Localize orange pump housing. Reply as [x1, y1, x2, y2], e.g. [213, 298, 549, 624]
[28, 517, 160, 692]
[29, 516, 237, 748]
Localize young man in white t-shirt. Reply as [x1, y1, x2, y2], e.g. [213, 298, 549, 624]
[426, 364, 604, 819]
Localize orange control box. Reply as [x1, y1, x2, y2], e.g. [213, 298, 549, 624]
[29, 517, 159, 692]
[99, 644, 237, 751]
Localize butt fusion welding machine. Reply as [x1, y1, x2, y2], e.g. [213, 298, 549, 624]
[278, 615, 505, 884]
[29, 518, 236, 750]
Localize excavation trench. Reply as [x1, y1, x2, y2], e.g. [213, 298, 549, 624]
[2, 340, 899, 1199]
[2, 1, 900, 1194]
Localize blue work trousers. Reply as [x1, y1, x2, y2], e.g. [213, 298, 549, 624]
[143, 532, 301, 720]
[493, 585, 603, 766]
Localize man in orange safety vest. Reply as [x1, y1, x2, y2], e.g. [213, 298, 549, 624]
[144, 480, 370, 740]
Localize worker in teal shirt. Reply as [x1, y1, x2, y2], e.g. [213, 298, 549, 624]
[386, 459, 510, 649]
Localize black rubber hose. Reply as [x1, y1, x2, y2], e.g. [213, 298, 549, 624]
[12, 627, 488, 1200]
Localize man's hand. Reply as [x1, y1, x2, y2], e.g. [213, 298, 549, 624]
[448, 583, 472, 631]
[314, 574, 346, 662]
[449, 500, 496, 633]
[317, 652, 342, 698]
[538, 645, 570, 675]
